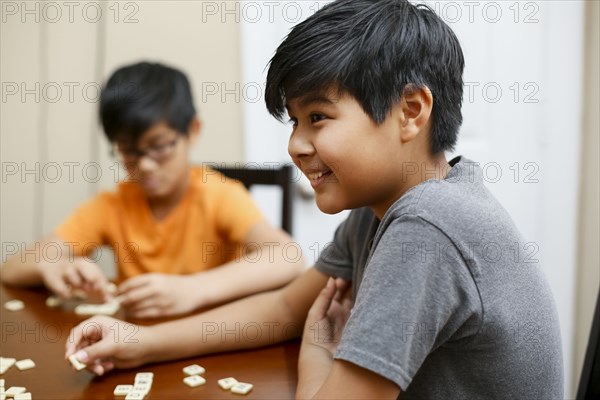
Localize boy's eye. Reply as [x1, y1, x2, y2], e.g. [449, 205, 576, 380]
[150, 142, 169, 151]
[310, 114, 326, 123]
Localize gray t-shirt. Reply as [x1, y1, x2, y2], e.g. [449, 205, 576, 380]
[315, 156, 563, 399]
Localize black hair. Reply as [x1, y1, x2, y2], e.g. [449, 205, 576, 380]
[265, 0, 464, 154]
[100, 62, 196, 143]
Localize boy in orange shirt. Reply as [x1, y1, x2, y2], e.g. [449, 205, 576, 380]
[1, 62, 304, 318]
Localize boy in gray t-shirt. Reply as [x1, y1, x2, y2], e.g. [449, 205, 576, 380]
[264, 0, 562, 396]
[65, 0, 563, 398]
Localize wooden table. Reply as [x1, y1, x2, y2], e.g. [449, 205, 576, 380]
[1, 285, 299, 399]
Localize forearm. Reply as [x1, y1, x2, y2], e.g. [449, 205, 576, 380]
[1, 234, 72, 286]
[143, 288, 304, 363]
[192, 243, 305, 308]
[1, 255, 45, 286]
[297, 343, 335, 399]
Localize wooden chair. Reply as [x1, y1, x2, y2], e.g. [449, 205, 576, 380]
[214, 164, 295, 234]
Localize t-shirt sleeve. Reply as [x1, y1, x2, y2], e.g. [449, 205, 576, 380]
[54, 194, 112, 257]
[334, 214, 481, 390]
[215, 181, 264, 245]
[314, 211, 362, 281]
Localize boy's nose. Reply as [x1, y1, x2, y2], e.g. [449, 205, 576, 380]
[137, 155, 158, 172]
[288, 129, 315, 162]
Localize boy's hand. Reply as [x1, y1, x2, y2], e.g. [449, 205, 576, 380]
[38, 257, 110, 300]
[118, 273, 199, 318]
[303, 277, 353, 355]
[64, 315, 150, 375]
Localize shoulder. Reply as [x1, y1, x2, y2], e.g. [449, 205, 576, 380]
[187, 167, 263, 231]
[391, 158, 491, 218]
[77, 188, 123, 209]
[385, 157, 518, 245]
[372, 213, 466, 274]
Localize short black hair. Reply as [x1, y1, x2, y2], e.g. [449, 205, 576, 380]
[100, 62, 196, 143]
[265, 0, 464, 154]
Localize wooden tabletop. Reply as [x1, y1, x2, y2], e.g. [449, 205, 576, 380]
[0, 285, 299, 399]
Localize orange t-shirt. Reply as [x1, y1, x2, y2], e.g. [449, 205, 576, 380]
[55, 167, 263, 281]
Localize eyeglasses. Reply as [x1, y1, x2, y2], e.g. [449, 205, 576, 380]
[113, 136, 180, 164]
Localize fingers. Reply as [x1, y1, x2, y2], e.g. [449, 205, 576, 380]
[46, 273, 73, 299]
[92, 360, 115, 376]
[309, 277, 337, 320]
[78, 338, 117, 367]
[65, 317, 105, 356]
[70, 348, 112, 376]
[63, 264, 83, 289]
[90, 362, 105, 376]
[76, 260, 109, 293]
[58, 260, 108, 299]
[65, 316, 140, 375]
[65, 316, 130, 375]
[127, 306, 162, 319]
[334, 279, 354, 314]
[118, 275, 173, 318]
[118, 275, 151, 294]
[118, 276, 152, 304]
[119, 283, 156, 308]
[333, 278, 351, 302]
[126, 296, 163, 313]
[101, 360, 115, 374]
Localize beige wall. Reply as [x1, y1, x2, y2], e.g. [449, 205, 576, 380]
[1, 2, 243, 258]
[573, 0, 600, 393]
[101, 1, 244, 168]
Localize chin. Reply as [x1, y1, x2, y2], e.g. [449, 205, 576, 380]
[315, 198, 346, 215]
[142, 186, 168, 199]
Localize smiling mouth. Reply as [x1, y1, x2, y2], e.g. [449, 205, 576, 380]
[307, 169, 333, 188]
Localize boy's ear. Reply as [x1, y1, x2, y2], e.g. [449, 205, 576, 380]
[398, 85, 433, 144]
[188, 116, 202, 145]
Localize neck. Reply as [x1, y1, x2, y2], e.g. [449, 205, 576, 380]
[372, 153, 451, 219]
[148, 170, 190, 220]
